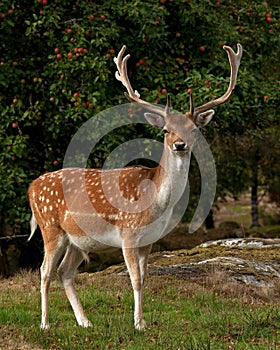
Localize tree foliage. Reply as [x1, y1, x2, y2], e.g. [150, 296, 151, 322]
[0, 0, 279, 236]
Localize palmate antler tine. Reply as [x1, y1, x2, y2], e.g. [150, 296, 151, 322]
[114, 46, 166, 116]
[193, 43, 243, 117]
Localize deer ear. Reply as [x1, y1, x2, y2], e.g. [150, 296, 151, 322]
[144, 112, 165, 129]
[195, 110, 215, 128]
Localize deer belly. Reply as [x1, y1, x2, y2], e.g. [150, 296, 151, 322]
[67, 227, 122, 251]
[62, 211, 123, 250]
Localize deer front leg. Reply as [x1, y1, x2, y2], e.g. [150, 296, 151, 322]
[122, 245, 151, 330]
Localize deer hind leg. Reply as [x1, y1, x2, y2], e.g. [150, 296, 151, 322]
[57, 244, 92, 328]
[122, 244, 152, 330]
[40, 228, 67, 330]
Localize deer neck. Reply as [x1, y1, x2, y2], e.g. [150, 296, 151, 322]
[154, 145, 191, 210]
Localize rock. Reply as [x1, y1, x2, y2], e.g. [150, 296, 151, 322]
[199, 237, 280, 249]
[116, 238, 280, 288]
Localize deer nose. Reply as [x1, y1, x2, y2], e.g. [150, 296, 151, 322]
[173, 141, 188, 151]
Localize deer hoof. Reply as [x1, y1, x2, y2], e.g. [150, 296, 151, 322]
[40, 323, 50, 330]
[79, 320, 93, 328]
[135, 319, 146, 330]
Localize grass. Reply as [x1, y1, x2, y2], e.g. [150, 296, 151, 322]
[0, 269, 279, 350]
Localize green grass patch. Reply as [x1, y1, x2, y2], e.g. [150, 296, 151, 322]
[230, 205, 250, 213]
[0, 271, 279, 350]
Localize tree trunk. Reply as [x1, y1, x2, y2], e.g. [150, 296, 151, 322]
[0, 243, 10, 277]
[251, 165, 259, 227]
[205, 209, 215, 229]
[0, 217, 11, 277]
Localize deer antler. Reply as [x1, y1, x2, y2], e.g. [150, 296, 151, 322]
[193, 43, 243, 117]
[114, 46, 167, 116]
[115, 44, 242, 120]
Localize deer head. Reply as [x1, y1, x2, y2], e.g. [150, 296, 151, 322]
[114, 44, 242, 153]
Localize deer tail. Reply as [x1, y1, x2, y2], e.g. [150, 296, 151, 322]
[28, 211, 38, 241]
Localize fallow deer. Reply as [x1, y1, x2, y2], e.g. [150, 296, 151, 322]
[28, 43, 242, 330]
